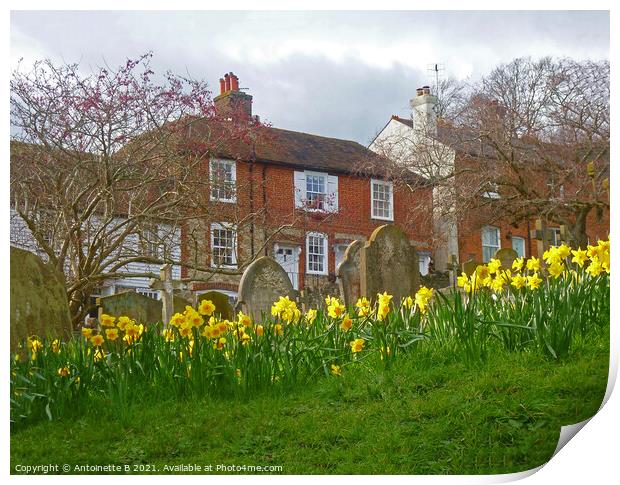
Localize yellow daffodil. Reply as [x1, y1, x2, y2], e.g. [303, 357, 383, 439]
[255, 324, 264, 336]
[330, 364, 342, 376]
[403, 295, 414, 309]
[526, 257, 541, 272]
[215, 337, 227, 350]
[90, 334, 105, 347]
[199, 299, 216, 316]
[487, 258, 502, 274]
[355, 297, 372, 317]
[526, 273, 543, 290]
[237, 311, 252, 328]
[51, 339, 61, 354]
[274, 323, 283, 336]
[105, 328, 119, 341]
[571, 248, 588, 267]
[415, 286, 434, 314]
[81, 328, 93, 339]
[100, 314, 116, 327]
[511, 273, 526, 289]
[117, 316, 134, 331]
[340, 315, 353, 332]
[305, 309, 317, 323]
[327, 297, 346, 319]
[57, 366, 70, 377]
[586, 258, 604, 277]
[512, 257, 524, 271]
[547, 261, 565, 279]
[349, 338, 365, 353]
[169, 313, 186, 328]
[162, 328, 175, 342]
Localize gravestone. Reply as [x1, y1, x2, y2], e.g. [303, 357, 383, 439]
[97, 291, 162, 325]
[337, 239, 363, 307]
[10, 246, 73, 351]
[494, 248, 519, 271]
[198, 291, 234, 320]
[462, 260, 483, 277]
[237, 256, 296, 322]
[360, 224, 420, 304]
[149, 264, 185, 327]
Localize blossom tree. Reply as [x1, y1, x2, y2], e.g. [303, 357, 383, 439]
[10, 53, 278, 325]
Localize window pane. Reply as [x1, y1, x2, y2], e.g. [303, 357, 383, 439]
[372, 181, 392, 218]
[307, 234, 326, 273]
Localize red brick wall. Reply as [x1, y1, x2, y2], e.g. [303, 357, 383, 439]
[184, 158, 433, 292]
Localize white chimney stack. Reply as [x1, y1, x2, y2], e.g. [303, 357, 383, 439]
[410, 85, 438, 135]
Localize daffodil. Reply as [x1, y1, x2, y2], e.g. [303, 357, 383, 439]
[415, 286, 434, 314]
[327, 297, 346, 319]
[117, 316, 134, 331]
[510, 273, 526, 289]
[169, 313, 186, 328]
[199, 299, 216, 316]
[571, 248, 588, 267]
[330, 364, 342, 376]
[57, 366, 70, 377]
[487, 258, 502, 275]
[81, 327, 93, 339]
[355, 297, 372, 317]
[547, 261, 565, 279]
[105, 328, 119, 341]
[50, 339, 61, 354]
[305, 309, 317, 323]
[512, 257, 524, 272]
[90, 334, 105, 347]
[349, 338, 365, 353]
[526, 257, 541, 272]
[403, 295, 414, 309]
[340, 315, 353, 332]
[100, 314, 116, 327]
[237, 311, 252, 328]
[586, 258, 604, 277]
[526, 272, 543, 290]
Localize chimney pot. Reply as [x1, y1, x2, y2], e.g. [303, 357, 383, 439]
[416, 87, 424, 96]
[224, 73, 231, 92]
[219, 78, 226, 95]
[231, 73, 239, 91]
[422, 85, 431, 95]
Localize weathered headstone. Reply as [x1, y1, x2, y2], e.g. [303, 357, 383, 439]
[237, 256, 296, 322]
[337, 239, 363, 307]
[198, 291, 234, 320]
[462, 260, 483, 277]
[97, 291, 162, 325]
[10, 246, 73, 351]
[494, 248, 519, 270]
[360, 224, 420, 304]
[149, 264, 184, 327]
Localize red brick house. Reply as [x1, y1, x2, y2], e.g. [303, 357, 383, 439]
[182, 73, 433, 299]
[371, 87, 610, 269]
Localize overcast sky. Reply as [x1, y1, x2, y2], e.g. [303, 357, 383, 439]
[10, 10, 609, 145]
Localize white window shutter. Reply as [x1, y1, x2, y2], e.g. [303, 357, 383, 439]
[327, 175, 339, 213]
[388, 181, 394, 220]
[294, 171, 306, 208]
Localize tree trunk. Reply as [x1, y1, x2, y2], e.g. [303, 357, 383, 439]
[568, 207, 591, 249]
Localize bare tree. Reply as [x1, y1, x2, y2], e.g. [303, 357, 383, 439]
[10, 54, 285, 325]
[367, 57, 609, 254]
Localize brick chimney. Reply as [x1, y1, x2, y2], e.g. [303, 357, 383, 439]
[214, 72, 253, 120]
[410, 85, 438, 135]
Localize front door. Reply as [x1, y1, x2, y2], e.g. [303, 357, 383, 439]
[274, 245, 299, 290]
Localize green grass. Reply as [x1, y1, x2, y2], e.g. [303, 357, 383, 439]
[10, 328, 609, 475]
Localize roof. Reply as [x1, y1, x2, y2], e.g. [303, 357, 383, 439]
[253, 126, 382, 174]
[185, 117, 404, 178]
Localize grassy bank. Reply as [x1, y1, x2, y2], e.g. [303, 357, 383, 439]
[10, 328, 608, 475]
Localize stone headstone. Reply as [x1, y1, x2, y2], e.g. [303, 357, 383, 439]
[462, 260, 483, 277]
[237, 256, 296, 322]
[360, 224, 420, 304]
[337, 239, 363, 307]
[10, 246, 73, 351]
[494, 248, 519, 271]
[198, 291, 234, 320]
[97, 291, 162, 325]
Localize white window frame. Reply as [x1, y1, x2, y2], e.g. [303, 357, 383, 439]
[306, 232, 329, 275]
[371, 179, 394, 221]
[209, 158, 237, 203]
[210, 222, 237, 268]
[304, 170, 328, 212]
[481, 225, 501, 263]
[511, 236, 526, 258]
[140, 225, 160, 258]
[549, 227, 561, 246]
